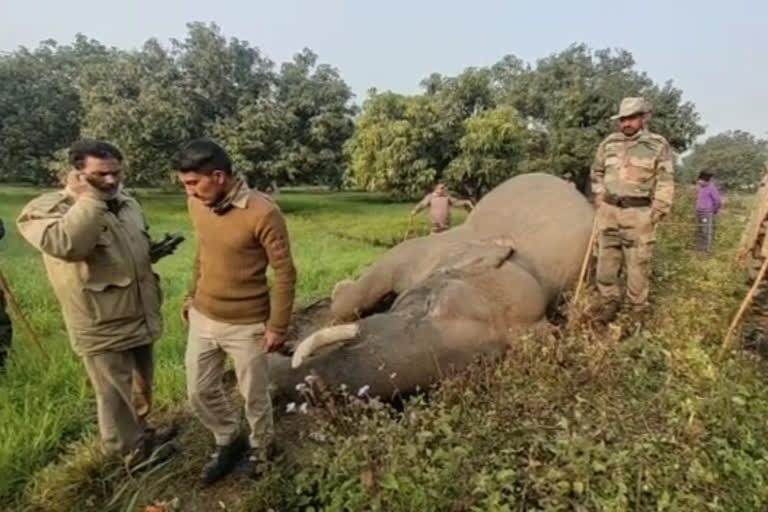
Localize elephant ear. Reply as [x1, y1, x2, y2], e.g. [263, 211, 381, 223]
[441, 236, 516, 273]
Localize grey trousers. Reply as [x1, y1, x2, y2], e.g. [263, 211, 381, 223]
[695, 212, 716, 252]
[81, 344, 153, 455]
[186, 307, 274, 456]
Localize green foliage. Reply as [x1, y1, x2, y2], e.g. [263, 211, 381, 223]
[681, 130, 768, 190]
[78, 40, 204, 186]
[0, 42, 83, 184]
[345, 92, 444, 198]
[445, 106, 528, 199]
[215, 48, 356, 189]
[0, 23, 355, 188]
[347, 44, 706, 198]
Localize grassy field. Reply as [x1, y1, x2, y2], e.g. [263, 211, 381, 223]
[0, 185, 464, 509]
[1, 183, 768, 511]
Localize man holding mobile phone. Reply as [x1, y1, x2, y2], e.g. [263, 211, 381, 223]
[16, 139, 178, 464]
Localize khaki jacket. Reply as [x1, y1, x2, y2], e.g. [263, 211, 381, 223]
[16, 189, 163, 355]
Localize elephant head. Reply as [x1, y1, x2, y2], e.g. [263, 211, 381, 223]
[268, 173, 594, 402]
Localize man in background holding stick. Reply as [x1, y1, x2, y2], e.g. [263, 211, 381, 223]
[411, 183, 474, 234]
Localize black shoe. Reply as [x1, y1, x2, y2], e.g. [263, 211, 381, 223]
[146, 424, 179, 445]
[242, 451, 269, 480]
[241, 442, 281, 480]
[201, 437, 247, 484]
[589, 299, 620, 325]
[742, 327, 768, 357]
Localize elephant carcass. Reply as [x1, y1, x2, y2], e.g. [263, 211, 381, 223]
[268, 173, 594, 402]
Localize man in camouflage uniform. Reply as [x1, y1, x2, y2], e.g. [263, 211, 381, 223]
[589, 97, 675, 323]
[0, 217, 11, 370]
[735, 163, 768, 350]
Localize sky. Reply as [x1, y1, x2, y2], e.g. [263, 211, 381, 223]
[1, 0, 766, 141]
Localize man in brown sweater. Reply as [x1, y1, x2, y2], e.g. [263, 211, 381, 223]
[177, 139, 297, 483]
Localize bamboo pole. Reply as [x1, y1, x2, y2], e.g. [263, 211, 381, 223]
[0, 264, 48, 361]
[402, 215, 414, 243]
[572, 216, 599, 306]
[718, 256, 768, 362]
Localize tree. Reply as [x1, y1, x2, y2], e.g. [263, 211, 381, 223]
[273, 48, 356, 188]
[0, 41, 83, 184]
[345, 92, 444, 197]
[78, 40, 204, 186]
[171, 22, 274, 122]
[444, 106, 528, 200]
[505, 45, 705, 190]
[347, 45, 705, 199]
[681, 130, 768, 191]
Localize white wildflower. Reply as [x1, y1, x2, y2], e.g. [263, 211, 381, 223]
[286, 402, 297, 413]
[357, 384, 371, 397]
[295, 383, 308, 392]
[299, 402, 309, 414]
[304, 374, 316, 384]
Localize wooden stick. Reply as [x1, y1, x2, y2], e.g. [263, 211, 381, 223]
[0, 265, 49, 361]
[718, 256, 768, 362]
[402, 215, 414, 243]
[572, 216, 599, 306]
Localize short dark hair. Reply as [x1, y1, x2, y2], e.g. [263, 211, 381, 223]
[178, 139, 232, 175]
[69, 140, 123, 170]
[698, 171, 713, 181]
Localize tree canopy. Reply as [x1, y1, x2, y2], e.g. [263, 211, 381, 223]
[680, 130, 768, 191]
[1, 32, 746, 198]
[0, 23, 355, 188]
[346, 44, 706, 199]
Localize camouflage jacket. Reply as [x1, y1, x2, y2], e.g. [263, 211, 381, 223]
[590, 129, 675, 215]
[738, 163, 768, 259]
[16, 189, 163, 355]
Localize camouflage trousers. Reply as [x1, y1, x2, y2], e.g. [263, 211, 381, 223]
[0, 289, 11, 369]
[595, 204, 656, 307]
[745, 253, 768, 333]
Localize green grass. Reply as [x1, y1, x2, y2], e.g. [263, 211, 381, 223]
[0, 185, 468, 508]
[2, 184, 768, 511]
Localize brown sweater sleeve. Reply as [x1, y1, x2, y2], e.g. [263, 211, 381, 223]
[256, 207, 297, 334]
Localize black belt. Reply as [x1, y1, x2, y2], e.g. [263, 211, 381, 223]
[603, 195, 651, 208]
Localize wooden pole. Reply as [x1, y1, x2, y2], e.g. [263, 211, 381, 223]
[402, 215, 414, 243]
[718, 256, 768, 362]
[572, 216, 599, 306]
[0, 265, 48, 361]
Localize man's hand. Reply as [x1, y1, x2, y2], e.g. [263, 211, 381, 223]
[180, 298, 192, 327]
[65, 170, 91, 197]
[262, 329, 285, 353]
[651, 209, 665, 224]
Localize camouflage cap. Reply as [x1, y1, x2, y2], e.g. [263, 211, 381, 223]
[611, 97, 649, 120]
